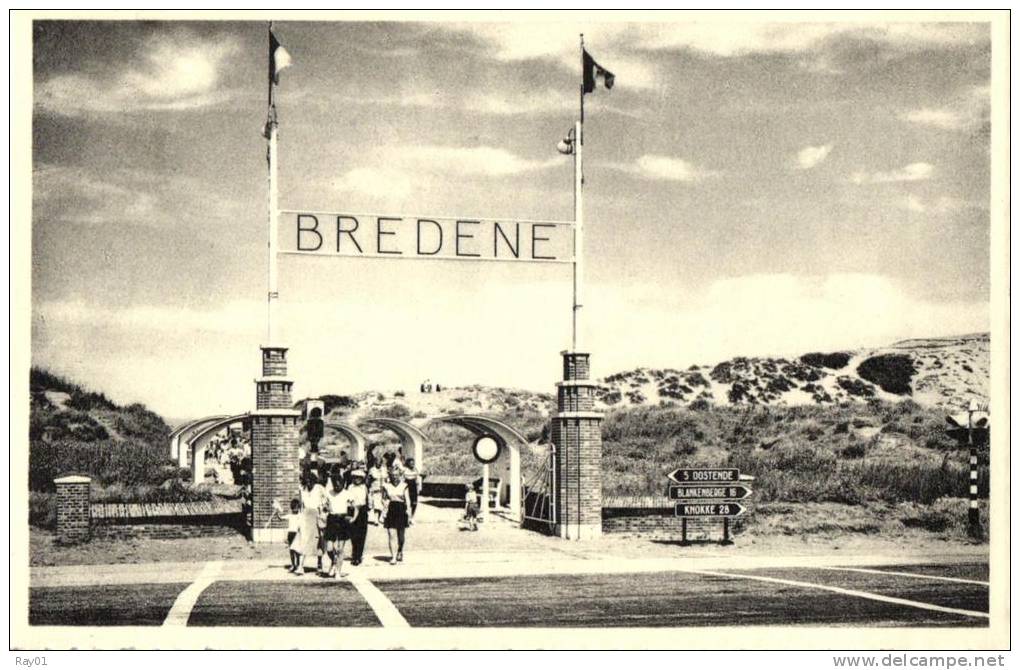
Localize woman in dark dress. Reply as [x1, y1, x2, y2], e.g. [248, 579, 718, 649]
[322, 473, 352, 578]
[382, 468, 413, 565]
[346, 469, 370, 565]
[403, 458, 422, 515]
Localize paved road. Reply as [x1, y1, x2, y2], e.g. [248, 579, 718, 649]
[29, 562, 988, 628]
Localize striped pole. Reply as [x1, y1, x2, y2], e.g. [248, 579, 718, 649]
[967, 400, 980, 536]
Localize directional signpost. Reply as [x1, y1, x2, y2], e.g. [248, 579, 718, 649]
[669, 468, 753, 545]
[668, 468, 739, 483]
[674, 502, 746, 517]
[668, 485, 752, 501]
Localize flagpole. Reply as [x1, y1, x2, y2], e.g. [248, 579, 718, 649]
[573, 33, 585, 353]
[266, 23, 280, 345]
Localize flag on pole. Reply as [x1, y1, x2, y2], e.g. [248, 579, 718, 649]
[582, 48, 614, 94]
[265, 28, 293, 137]
[269, 30, 293, 85]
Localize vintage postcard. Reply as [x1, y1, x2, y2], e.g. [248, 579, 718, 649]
[9, 9, 1010, 651]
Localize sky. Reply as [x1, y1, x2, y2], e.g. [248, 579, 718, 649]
[30, 19, 993, 420]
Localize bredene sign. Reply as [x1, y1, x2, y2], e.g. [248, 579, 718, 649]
[279, 211, 574, 263]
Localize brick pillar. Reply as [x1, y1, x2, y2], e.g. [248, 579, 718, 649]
[54, 474, 91, 544]
[250, 345, 301, 543]
[553, 351, 603, 540]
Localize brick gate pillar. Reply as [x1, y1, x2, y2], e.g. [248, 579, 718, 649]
[552, 351, 603, 539]
[54, 474, 91, 544]
[250, 345, 301, 543]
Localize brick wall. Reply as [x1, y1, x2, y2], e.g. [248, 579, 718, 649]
[556, 384, 596, 412]
[553, 419, 603, 528]
[251, 414, 300, 532]
[93, 515, 244, 540]
[256, 381, 295, 409]
[54, 475, 91, 543]
[553, 352, 603, 539]
[562, 353, 590, 381]
[602, 497, 747, 540]
[262, 347, 288, 376]
[251, 346, 300, 538]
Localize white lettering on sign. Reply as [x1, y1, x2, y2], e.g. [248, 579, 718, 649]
[675, 469, 739, 482]
[679, 487, 727, 497]
[279, 211, 574, 264]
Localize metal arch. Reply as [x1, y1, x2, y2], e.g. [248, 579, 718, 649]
[424, 414, 526, 523]
[425, 414, 529, 450]
[359, 418, 429, 466]
[170, 415, 229, 442]
[324, 422, 369, 461]
[188, 413, 250, 448]
[172, 414, 231, 463]
[185, 413, 250, 484]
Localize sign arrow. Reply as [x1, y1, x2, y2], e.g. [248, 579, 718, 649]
[669, 484, 752, 501]
[675, 502, 746, 518]
[667, 468, 740, 484]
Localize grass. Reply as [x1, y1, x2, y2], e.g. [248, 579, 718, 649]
[597, 402, 986, 502]
[30, 439, 184, 492]
[28, 367, 211, 525]
[414, 399, 988, 509]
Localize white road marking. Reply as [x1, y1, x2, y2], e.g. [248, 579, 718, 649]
[821, 566, 989, 586]
[163, 560, 222, 626]
[690, 569, 989, 620]
[348, 572, 410, 628]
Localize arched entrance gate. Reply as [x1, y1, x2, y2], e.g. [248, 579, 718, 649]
[170, 414, 249, 485]
[171, 407, 532, 527]
[316, 415, 526, 523]
[229, 31, 612, 542]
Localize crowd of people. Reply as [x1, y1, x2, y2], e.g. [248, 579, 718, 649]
[284, 446, 424, 577]
[205, 433, 251, 485]
[419, 379, 442, 393]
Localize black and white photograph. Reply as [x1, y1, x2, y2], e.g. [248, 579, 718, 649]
[10, 9, 1010, 651]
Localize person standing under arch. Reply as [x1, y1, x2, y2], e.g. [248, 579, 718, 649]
[403, 457, 421, 515]
[382, 468, 413, 565]
[347, 469, 369, 565]
[368, 456, 386, 526]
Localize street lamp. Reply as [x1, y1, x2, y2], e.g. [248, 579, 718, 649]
[556, 128, 576, 155]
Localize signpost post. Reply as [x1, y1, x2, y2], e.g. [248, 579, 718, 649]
[946, 400, 989, 539]
[669, 468, 753, 546]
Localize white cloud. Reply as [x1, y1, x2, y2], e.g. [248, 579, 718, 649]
[326, 88, 574, 117]
[443, 23, 657, 89]
[607, 154, 720, 182]
[905, 194, 927, 213]
[900, 108, 966, 130]
[399, 145, 561, 177]
[33, 163, 246, 228]
[333, 167, 413, 200]
[327, 145, 562, 204]
[638, 22, 986, 56]
[464, 89, 574, 116]
[36, 30, 240, 117]
[33, 270, 988, 418]
[851, 162, 934, 184]
[445, 22, 985, 67]
[34, 164, 160, 224]
[902, 194, 984, 215]
[899, 85, 990, 131]
[588, 273, 988, 368]
[795, 144, 833, 170]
